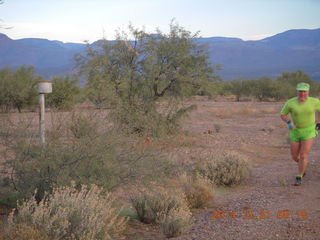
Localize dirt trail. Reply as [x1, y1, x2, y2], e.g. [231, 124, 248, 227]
[173, 101, 320, 240]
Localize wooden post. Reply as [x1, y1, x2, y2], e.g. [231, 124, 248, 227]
[37, 81, 52, 145]
[39, 93, 45, 144]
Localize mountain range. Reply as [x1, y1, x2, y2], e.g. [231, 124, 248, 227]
[1, 28, 320, 81]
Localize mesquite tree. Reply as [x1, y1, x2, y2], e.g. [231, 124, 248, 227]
[78, 22, 219, 135]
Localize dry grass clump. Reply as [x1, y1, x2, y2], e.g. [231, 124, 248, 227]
[174, 173, 214, 209]
[158, 206, 191, 238]
[7, 184, 128, 240]
[0, 223, 49, 240]
[198, 151, 251, 186]
[130, 188, 191, 238]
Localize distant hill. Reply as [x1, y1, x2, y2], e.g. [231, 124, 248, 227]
[1, 28, 320, 81]
[0, 33, 85, 78]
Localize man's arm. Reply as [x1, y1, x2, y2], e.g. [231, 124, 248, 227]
[316, 112, 320, 130]
[280, 114, 290, 123]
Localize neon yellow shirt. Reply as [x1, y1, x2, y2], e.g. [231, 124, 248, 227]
[280, 97, 320, 128]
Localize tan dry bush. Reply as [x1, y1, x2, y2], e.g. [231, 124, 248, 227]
[130, 188, 191, 238]
[158, 206, 192, 238]
[0, 223, 49, 240]
[199, 151, 251, 186]
[8, 184, 128, 240]
[174, 173, 214, 209]
[69, 112, 98, 138]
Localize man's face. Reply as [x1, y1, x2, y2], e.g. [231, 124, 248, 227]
[297, 90, 309, 100]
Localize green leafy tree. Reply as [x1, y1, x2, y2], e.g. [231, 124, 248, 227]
[0, 66, 40, 112]
[250, 77, 275, 101]
[78, 22, 219, 135]
[46, 75, 80, 110]
[84, 69, 119, 108]
[275, 70, 318, 99]
[226, 78, 251, 101]
[0, 68, 14, 112]
[272, 81, 295, 101]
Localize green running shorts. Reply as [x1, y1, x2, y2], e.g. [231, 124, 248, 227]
[290, 124, 318, 142]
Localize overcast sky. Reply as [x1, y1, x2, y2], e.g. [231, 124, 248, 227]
[0, 0, 319, 43]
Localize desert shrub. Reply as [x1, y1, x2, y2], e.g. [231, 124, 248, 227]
[68, 111, 99, 138]
[176, 173, 214, 209]
[111, 100, 196, 136]
[84, 73, 119, 109]
[4, 133, 135, 201]
[130, 188, 191, 237]
[1, 111, 179, 204]
[198, 152, 251, 186]
[8, 184, 127, 240]
[0, 66, 39, 113]
[158, 207, 192, 238]
[0, 223, 49, 240]
[46, 75, 81, 110]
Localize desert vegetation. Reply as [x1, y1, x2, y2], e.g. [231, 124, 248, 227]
[0, 22, 318, 239]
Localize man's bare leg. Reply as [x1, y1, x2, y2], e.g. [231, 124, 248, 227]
[298, 138, 315, 175]
[290, 141, 301, 163]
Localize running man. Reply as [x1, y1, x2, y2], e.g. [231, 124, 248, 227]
[280, 82, 320, 185]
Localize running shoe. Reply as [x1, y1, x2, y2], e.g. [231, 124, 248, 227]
[294, 176, 302, 186]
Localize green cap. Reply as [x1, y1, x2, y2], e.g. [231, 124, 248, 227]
[296, 82, 310, 91]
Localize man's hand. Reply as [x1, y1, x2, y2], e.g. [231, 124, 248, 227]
[288, 122, 295, 130]
[286, 120, 295, 130]
[316, 123, 320, 130]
